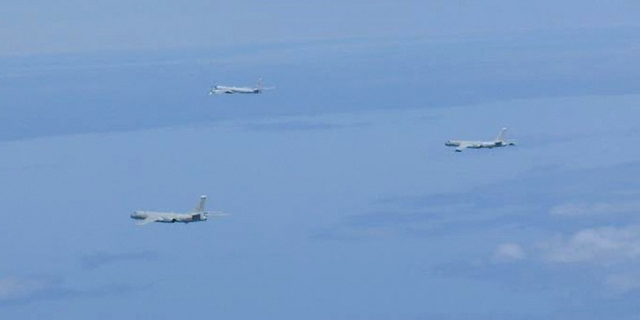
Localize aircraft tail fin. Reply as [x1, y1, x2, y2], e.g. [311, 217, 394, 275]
[257, 78, 263, 91]
[195, 195, 207, 213]
[495, 127, 508, 142]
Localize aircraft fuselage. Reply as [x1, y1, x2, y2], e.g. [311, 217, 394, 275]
[445, 140, 514, 152]
[130, 211, 207, 224]
[211, 86, 261, 94]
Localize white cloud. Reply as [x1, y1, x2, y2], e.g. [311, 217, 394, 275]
[495, 225, 640, 295]
[540, 225, 640, 264]
[549, 202, 640, 217]
[0, 278, 48, 300]
[492, 243, 526, 263]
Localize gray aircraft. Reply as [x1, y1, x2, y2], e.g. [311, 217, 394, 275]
[445, 127, 516, 152]
[130, 195, 227, 226]
[209, 78, 273, 95]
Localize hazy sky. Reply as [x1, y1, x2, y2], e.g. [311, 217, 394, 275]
[2, 1, 640, 319]
[1, 0, 640, 55]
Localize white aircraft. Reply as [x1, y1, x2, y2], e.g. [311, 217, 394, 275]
[130, 195, 227, 226]
[445, 127, 516, 152]
[209, 78, 273, 95]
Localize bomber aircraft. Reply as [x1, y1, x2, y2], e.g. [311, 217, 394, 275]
[445, 127, 516, 152]
[209, 78, 273, 95]
[130, 195, 227, 226]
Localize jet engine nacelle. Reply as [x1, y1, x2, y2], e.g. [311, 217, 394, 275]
[192, 213, 206, 221]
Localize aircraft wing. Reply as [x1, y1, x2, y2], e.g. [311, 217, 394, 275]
[456, 142, 472, 152]
[210, 87, 232, 95]
[136, 217, 160, 226]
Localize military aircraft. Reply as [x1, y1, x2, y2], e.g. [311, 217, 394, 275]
[130, 195, 227, 226]
[445, 127, 516, 152]
[209, 78, 273, 95]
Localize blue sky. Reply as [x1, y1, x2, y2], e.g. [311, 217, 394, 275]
[2, 1, 640, 319]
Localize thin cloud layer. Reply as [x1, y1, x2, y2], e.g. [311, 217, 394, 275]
[493, 243, 527, 263]
[243, 120, 367, 133]
[604, 273, 640, 295]
[0, 276, 148, 308]
[549, 202, 640, 217]
[0, 277, 49, 300]
[80, 251, 158, 270]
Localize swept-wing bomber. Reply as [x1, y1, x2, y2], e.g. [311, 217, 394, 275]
[130, 195, 227, 226]
[445, 127, 516, 152]
[209, 78, 274, 95]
